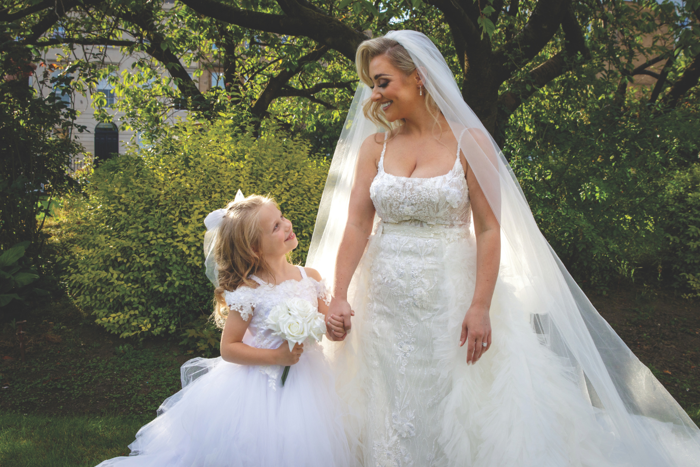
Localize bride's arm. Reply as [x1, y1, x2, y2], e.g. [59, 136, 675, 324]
[327, 134, 382, 339]
[461, 129, 501, 365]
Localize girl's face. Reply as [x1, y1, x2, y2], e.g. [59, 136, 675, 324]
[368, 54, 421, 122]
[257, 202, 297, 258]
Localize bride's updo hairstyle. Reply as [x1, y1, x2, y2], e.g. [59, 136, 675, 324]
[212, 194, 277, 324]
[356, 36, 441, 133]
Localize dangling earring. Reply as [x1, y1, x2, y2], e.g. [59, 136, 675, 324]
[419, 86, 422, 96]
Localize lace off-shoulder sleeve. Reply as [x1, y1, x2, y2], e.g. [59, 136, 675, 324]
[223, 287, 257, 322]
[315, 278, 331, 306]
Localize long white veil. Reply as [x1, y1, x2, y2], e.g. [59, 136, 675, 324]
[306, 30, 700, 465]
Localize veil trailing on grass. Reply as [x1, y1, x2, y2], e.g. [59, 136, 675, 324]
[306, 30, 700, 465]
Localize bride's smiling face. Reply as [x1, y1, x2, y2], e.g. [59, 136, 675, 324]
[369, 54, 421, 122]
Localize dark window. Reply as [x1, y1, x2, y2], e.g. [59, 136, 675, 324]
[94, 123, 119, 164]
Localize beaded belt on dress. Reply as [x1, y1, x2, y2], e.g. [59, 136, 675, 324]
[377, 220, 471, 241]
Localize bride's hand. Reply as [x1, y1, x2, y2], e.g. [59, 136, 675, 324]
[460, 305, 492, 365]
[327, 298, 354, 341]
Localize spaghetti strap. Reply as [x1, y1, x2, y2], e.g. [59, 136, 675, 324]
[378, 132, 389, 170]
[249, 274, 266, 286]
[296, 265, 307, 279]
[455, 128, 469, 158]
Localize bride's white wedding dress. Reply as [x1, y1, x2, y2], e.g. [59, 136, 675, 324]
[339, 135, 698, 467]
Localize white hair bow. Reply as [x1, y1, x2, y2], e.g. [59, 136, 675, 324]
[203, 190, 245, 286]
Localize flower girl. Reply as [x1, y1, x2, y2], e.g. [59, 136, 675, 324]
[97, 194, 351, 467]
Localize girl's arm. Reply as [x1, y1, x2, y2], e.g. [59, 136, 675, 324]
[304, 267, 347, 340]
[327, 134, 383, 338]
[220, 307, 303, 367]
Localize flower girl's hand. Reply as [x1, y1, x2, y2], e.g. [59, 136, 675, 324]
[275, 343, 304, 366]
[460, 305, 492, 365]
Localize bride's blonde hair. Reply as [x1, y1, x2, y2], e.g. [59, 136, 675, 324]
[356, 36, 441, 134]
[212, 194, 277, 326]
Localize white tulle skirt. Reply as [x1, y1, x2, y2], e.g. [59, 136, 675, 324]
[329, 222, 700, 467]
[96, 343, 352, 467]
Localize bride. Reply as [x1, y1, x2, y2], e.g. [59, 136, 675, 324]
[306, 30, 700, 466]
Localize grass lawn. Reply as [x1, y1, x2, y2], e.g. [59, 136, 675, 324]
[0, 413, 150, 467]
[0, 285, 698, 465]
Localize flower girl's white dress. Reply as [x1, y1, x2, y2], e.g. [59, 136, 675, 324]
[97, 266, 351, 467]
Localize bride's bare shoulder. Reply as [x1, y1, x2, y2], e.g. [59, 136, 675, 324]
[361, 132, 386, 150]
[359, 132, 387, 163]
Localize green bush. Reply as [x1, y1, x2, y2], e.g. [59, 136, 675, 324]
[505, 76, 700, 290]
[0, 242, 42, 308]
[62, 118, 328, 339]
[663, 164, 700, 298]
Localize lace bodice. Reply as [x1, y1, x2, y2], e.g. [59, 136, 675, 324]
[369, 133, 471, 226]
[221, 266, 330, 389]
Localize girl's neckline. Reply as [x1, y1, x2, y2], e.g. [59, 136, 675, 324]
[249, 265, 309, 287]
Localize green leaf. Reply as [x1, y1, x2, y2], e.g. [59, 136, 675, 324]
[0, 294, 21, 308]
[337, 0, 352, 9]
[362, 0, 380, 16]
[14, 272, 39, 287]
[0, 245, 27, 268]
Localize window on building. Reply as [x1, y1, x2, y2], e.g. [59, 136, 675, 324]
[50, 68, 71, 107]
[211, 71, 225, 89]
[96, 76, 116, 107]
[94, 123, 119, 164]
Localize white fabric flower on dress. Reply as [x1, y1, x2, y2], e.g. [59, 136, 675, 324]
[444, 186, 462, 209]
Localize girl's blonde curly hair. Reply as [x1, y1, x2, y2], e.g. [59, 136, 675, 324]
[212, 194, 277, 327]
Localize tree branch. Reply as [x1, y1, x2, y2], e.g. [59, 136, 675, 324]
[277, 86, 338, 109]
[634, 69, 661, 80]
[0, 0, 55, 23]
[494, 0, 568, 83]
[498, 3, 589, 115]
[424, 0, 483, 75]
[34, 38, 137, 48]
[648, 52, 674, 104]
[663, 51, 700, 109]
[22, 0, 83, 45]
[631, 54, 669, 76]
[279, 80, 355, 97]
[251, 46, 329, 117]
[177, 0, 367, 61]
[120, 8, 203, 104]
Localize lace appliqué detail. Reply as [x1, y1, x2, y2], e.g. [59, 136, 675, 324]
[316, 277, 331, 306]
[223, 287, 257, 322]
[370, 147, 470, 227]
[373, 413, 415, 467]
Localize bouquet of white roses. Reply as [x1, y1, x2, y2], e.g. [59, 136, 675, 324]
[265, 297, 327, 386]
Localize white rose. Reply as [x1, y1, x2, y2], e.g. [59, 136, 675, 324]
[265, 304, 289, 335]
[282, 316, 309, 351]
[286, 297, 316, 322]
[308, 316, 327, 342]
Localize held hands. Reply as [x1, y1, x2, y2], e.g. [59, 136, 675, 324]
[275, 342, 304, 366]
[460, 304, 492, 365]
[325, 298, 355, 341]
